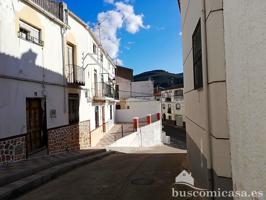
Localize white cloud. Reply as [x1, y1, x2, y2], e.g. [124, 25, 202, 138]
[115, 58, 123, 65]
[115, 2, 150, 33]
[96, 10, 123, 58]
[94, 1, 149, 64]
[104, 0, 115, 4]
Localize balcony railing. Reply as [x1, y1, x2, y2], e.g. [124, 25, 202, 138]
[92, 82, 115, 99]
[66, 65, 85, 86]
[31, 0, 61, 19]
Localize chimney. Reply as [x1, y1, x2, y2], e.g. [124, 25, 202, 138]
[59, 2, 68, 24]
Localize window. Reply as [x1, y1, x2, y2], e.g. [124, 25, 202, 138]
[110, 105, 113, 120]
[162, 104, 165, 109]
[68, 94, 79, 124]
[66, 43, 75, 83]
[192, 19, 203, 89]
[116, 104, 121, 110]
[100, 53, 103, 63]
[174, 90, 183, 97]
[93, 43, 97, 54]
[18, 20, 43, 45]
[176, 103, 181, 110]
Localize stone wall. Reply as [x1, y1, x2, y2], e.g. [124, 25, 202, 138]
[0, 136, 26, 163]
[48, 120, 90, 155]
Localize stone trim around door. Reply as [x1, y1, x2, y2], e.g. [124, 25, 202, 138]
[48, 120, 91, 155]
[0, 135, 27, 163]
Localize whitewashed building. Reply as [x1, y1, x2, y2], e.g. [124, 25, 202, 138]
[0, 0, 116, 163]
[161, 87, 184, 127]
[180, 0, 266, 197]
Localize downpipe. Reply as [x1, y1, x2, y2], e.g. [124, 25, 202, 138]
[201, 0, 214, 193]
[61, 27, 67, 113]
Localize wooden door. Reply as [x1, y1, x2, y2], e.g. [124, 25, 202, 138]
[26, 98, 47, 154]
[102, 106, 106, 132]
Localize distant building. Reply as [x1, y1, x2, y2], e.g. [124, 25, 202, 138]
[161, 87, 184, 127]
[179, 0, 266, 195]
[115, 65, 133, 99]
[131, 80, 154, 100]
[115, 66, 160, 124]
[115, 65, 155, 102]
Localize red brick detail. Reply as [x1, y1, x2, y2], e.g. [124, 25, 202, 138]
[0, 136, 26, 163]
[48, 120, 90, 155]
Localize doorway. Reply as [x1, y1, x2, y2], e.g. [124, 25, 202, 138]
[26, 98, 47, 155]
[102, 106, 106, 132]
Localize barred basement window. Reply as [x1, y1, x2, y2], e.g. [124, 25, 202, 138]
[192, 19, 203, 89]
[18, 20, 43, 45]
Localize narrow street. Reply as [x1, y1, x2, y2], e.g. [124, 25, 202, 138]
[18, 149, 187, 200]
[163, 123, 187, 150]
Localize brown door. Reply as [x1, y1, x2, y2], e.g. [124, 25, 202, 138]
[102, 106, 106, 132]
[26, 98, 47, 154]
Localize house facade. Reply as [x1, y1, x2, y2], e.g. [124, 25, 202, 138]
[180, 0, 266, 196]
[0, 0, 116, 163]
[161, 87, 184, 127]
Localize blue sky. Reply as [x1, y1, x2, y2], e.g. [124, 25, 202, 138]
[63, 0, 182, 75]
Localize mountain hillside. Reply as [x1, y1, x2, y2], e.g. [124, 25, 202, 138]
[134, 70, 183, 89]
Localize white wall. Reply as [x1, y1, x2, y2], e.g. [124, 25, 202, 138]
[0, 0, 116, 139]
[115, 98, 161, 123]
[0, 0, 68, 138]
[109, 121, 163, 147]
[224, 0, 266, 195]
[116, 76, 131, 99]
[131, 80, 154, 98]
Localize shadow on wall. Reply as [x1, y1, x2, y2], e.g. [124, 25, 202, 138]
[0, 50, 89, 163]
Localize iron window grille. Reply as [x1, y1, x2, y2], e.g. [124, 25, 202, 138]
[18, 20, 43, 46]
[192, 19, 203, 89]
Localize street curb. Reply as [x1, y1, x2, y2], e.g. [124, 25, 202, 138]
[0, 151, 114, 200]
[0, 149, 106, 188]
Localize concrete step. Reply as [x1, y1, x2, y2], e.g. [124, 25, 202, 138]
[0, 150, 113, 200]
[0, 149, 106, 188]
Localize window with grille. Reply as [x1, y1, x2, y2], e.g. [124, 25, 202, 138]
[192, 19, 203, 89]
[18, 20, 43, 45]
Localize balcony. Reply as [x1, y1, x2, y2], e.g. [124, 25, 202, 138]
[66, 65, 85, 86]
[31, 0, 61, 18]
[92, 82, 116, 100]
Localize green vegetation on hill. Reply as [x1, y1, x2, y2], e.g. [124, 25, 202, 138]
[134, 70, 183, 89]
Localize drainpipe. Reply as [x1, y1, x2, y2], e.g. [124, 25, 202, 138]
[201, 0, 214, 191]
[61, 27, 67, 113]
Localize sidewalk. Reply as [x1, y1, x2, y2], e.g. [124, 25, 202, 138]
[0, 149, 112, 200]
